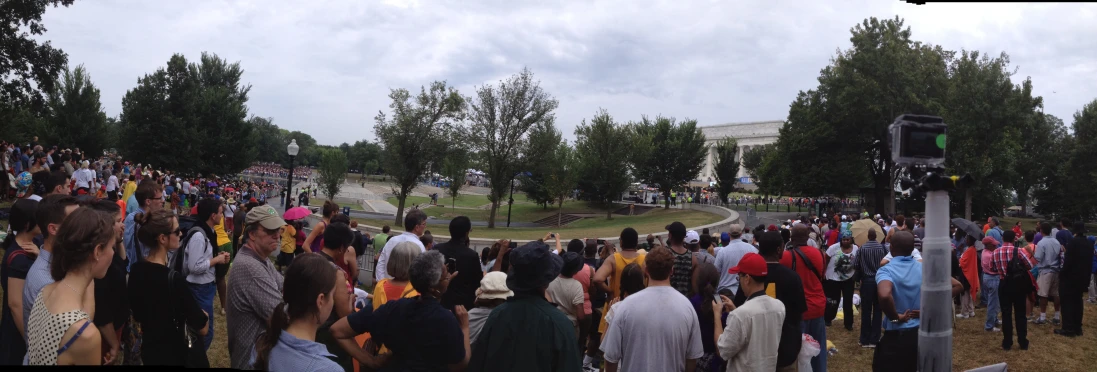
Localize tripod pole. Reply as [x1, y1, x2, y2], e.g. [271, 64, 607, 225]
[919, 189, 952, 371]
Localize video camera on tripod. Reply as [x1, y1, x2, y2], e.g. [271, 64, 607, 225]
[889, 114, 972, 193]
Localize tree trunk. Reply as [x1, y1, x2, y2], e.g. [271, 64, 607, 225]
[964, 189, 972, 221]
[395, 195, 406, 226]
[557, 199, 563, 227]
[488, 200, 499, 228]
[607, 207, 613, 220]
[1018, 191, 1028, 217]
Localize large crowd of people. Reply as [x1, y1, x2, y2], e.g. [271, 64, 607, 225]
[0, 136, 1095, 372]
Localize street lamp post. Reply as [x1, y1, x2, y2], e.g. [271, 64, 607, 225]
[285, 139, 299, 211]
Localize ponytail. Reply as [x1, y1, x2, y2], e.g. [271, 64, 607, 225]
[253, 302, 290, 371]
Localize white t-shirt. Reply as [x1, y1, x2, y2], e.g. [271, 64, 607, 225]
[106, 175, 119, 191]
[72, 168, 95, 189]
[883, 249, 922, 263]
[825, 243, 859, 281]
[600, 286, 704, 372]
[546, 276, 584, 326]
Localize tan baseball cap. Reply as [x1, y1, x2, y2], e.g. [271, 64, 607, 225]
[245, 205, 286, 230]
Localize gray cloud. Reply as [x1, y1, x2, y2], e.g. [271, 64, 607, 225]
[36, 1, 1097, 145]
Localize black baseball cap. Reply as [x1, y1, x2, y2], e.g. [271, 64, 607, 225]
[666, 221, 687, 240]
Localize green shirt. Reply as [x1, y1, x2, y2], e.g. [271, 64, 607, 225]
[469, 294, 581, 372]
[373, 233, 389, 253]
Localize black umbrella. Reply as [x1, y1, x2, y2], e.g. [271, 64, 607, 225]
[950, 218, 983, 240]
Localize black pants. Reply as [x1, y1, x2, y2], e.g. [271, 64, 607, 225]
[1060, 286, 1085, 333]
[860, 276, 882, 345]
[585, 307, 603, 358]
[999, 280, 1029, 348]
[825, 278, 855, 328]
[107, 190, 118, 200]
[872, 328, 917, 372]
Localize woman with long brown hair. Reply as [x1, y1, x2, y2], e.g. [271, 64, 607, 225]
[26, 207, 117, 365]
[251, 253, 341, 372]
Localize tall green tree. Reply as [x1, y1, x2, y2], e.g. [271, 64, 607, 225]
[543, 142, 579, 226]
[441, 151, 468, 209]
[119, 52, 254, 175]
[317, 148, 347, 201]
[347, 140, 383, 174]
[1009, 112, 1059, 216]
[776, 17, 949, 214]
[711, 137, 738, 206]
[467, 67, 559, 228]
[740, 144, 769, 189]
[1060, 99, 1097, 220]
[374, 81, 465, 225]
[1032, 115, 1073, 218]
[0, 0, 74, 115]
[250, 116, 287, 164]
[44, 65, 109, 156]
[631, 116, 707, 208]
[939, 51, 1037, 219]
[519, 122, 564, 208]
[575, 109, 634, 219]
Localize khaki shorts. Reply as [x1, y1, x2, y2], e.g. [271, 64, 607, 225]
[1037, 272, 1059, 297]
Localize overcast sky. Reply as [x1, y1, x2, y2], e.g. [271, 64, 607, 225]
[37, 1, 1097, 146]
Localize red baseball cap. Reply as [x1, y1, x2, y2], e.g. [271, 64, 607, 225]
[728, 253, 768, 276]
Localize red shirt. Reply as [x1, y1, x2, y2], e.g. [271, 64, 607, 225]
[780, 245, 826, 320]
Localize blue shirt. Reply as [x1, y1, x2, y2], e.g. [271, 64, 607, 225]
[250, 330, 341, 372]
[124, 207, 146, 272]
[986, 227, 1003, 246]
[876, 255, 921, 331]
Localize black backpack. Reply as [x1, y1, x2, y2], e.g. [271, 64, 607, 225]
[1005, 248, 1032, 292]
[168, 216, 212, 276]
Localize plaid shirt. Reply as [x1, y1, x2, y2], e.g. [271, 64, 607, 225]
[990, 243, 1035, 279]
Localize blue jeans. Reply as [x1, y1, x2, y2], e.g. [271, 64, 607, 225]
[860, 277, 882, 345]
[983, 274, 1001, 330]
[802, 317, 827, 372]
[188, 281, 216, 351]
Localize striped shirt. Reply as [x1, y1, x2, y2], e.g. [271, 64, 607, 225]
[989, 244, 1035, 279]
[854, 241, 888, 277]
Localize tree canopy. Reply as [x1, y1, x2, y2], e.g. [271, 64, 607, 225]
[374, 81, 465, 224]
[467, 67, 559, 228]
[119, 53, 254, 175]
[575, 109, 634, 219]
[631, 116, 707, 208]
[711, 137, 738, 206]
[317, 147, 347, 201]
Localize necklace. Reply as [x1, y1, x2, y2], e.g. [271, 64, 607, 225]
[61, 281, 81, 295]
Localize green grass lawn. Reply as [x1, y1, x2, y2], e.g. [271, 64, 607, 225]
[386, 194, 493, 209]
[308, 199, 364, 211]
[355, 207, 725, 240]
[999, 216, 1097, 233]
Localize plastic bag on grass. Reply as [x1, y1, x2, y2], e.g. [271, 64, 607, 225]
[798, 333, 821, 372]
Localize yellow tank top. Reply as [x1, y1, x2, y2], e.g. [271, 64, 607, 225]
[599, 252, 646, 333]
[214, 217, 230, 246]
